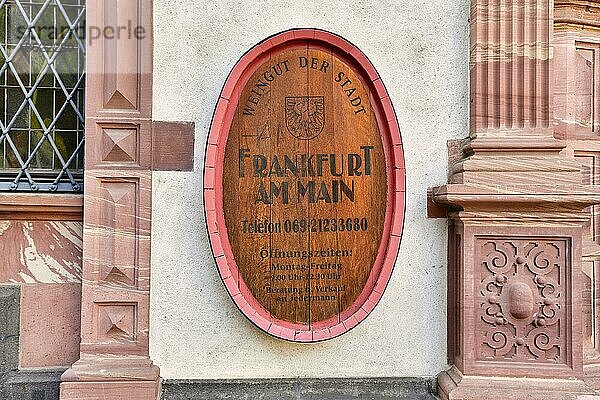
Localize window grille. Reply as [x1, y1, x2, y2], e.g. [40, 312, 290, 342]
[0, 0, 85, 192]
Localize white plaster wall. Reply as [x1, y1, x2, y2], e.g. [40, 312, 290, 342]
[150, 0, 469, 380]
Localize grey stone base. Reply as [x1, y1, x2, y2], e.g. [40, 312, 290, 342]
[161, 377, 438, 400]
[0, 370, 64, 400]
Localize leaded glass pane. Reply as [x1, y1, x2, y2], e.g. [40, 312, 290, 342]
[0, 0, 85, 192]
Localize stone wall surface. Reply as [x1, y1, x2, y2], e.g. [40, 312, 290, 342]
[150, 0, 470, 380]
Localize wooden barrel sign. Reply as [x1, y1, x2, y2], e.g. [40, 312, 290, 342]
[204, 29, 405, 342]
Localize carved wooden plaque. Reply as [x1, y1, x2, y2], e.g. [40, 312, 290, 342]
[204, 30, 405, 342]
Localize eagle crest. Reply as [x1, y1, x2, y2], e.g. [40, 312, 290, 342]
[284, 96, 325, 140]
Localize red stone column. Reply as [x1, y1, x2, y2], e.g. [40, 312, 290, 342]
[434, 0, 600, 398]
[60, 0, 160, 398]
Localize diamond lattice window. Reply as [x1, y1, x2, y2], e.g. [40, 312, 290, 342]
[0, 0, 85, 192]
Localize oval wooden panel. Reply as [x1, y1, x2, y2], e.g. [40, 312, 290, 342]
[204, 29, 405, 342]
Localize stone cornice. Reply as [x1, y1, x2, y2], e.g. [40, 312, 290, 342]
[0, 193, 83, 221]
[555, 0, 600, 28]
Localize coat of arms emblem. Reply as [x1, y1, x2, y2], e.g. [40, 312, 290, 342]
[284, 96, 325, 140]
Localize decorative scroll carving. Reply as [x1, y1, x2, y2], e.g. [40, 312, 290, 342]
[477, 238, 569, 365]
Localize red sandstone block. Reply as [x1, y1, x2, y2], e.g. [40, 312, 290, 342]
[0, 221, 83, 284]
[313, 329, 331, 341]
[270, 31, 294, 47]
[383, 242, 399, 275]
[221, 69, 242, 101]
[235, 296, 256, 319]
[361, 297, 378, 314]
[248, 39, 269, 57]
[209, 233, 224, 257]
[279, 327, 296, 341]
[372, 78, 388, 98]
[61, 381, 159, 400]
[216, 256, 231, 279]
[350, 47, 379, 81]
[373, 268, 392, 295]
[268, 324, 283, 337]
[206, 210, 218, 234]
[204, 189, 216, 212]
[336, 39, 357, 57]
[396, 150, 406, 170]
[292, 29, 316, 40]
[315, 31, 353, 55]
[295, 330, 314, 342]
[233, 293, 252, 316]
[205, 144, 218, 167]
[329, 323, 346, 337]
[223, 276, 240, 296]
[208, 99, 229, 145]
[388, 235, 401, 258]
[313, 29, 331, 43]
[253, 313, 271, 332]
[392, 197, 405, 237]
[389, 122, 402, 147]
[255, 40, 273, 57]
[395, 168, 406, 192]
[239, 302, 256, 319]
[354, 307, 368, 322]
[20, 284, 81, 368]
[381, 98, 396, 125]
[204, 167, 215, 189]
[342, 315, 359, 331]
[393, 146, 405, 169]
[208, 123, 222, 147]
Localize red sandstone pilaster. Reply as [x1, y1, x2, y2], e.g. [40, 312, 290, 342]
[553, 0, 600, 390]
[435, 0, 600, 398]
[60, 0, 160, 398]
[471, 0, 552, 135]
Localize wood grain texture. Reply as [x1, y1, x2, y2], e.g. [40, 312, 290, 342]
[206, 30, 405, 341]
[223, 45, 386, 327]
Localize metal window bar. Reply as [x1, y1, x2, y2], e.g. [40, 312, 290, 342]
[0, 0, 85, 192]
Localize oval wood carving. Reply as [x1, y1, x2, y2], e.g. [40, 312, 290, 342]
[204, 29, 405, 342]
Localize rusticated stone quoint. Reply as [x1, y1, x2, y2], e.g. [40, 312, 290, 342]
[477, 238, 568, 366]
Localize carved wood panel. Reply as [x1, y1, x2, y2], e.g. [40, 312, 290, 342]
[205, 30, 404, 342]
[222, 46, 388, 325]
